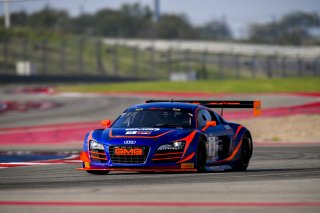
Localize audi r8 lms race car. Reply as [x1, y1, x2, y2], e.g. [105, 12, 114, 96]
[79, 100, 261, 174]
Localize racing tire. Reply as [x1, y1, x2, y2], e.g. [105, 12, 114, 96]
[86, 170, 110, 175]
[233, 133, 252, 171]
[196, 138, 207, 172]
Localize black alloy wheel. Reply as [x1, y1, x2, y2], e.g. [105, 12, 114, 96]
[233, 133, 252, 171]
[196, 139, 207, 172]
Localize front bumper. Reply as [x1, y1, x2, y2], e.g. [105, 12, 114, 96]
[78, 150, 197, 172]
[77, 166, 197, 172]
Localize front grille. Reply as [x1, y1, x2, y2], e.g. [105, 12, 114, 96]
[109, 146, 149, 164]
[89, 149, 108, 163]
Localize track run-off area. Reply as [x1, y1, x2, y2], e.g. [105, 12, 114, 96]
[0, 86, 320, 213]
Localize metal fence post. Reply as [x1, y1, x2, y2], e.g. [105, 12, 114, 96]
[251, 53, 256, 78]
[77, 37, 85, 74]
[235, 54, 240, 79]
[41, 39, 48, 75]
[60, 40, 66, 74]
[3, 38, 10, 74]
[149, 47, 155, 78]
[281, 56, 286, 77]
[96, 40, 105, 75]
[132, 46, 138, 77]
[266, 56, 272, 78]
[21, 37, 28, 61]
[167, 48, 172, 79]
[297, 56, 303, 77]
[315, 57, 320, 76]
[218, 53, 224, 79]
[111, 44, 118, 76]
[184, 49, 191, 72]
[201, 50, 207, 79]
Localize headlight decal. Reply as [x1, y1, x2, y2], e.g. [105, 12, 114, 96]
[89, 140, 105, 150]
[158, 141, 185, 151]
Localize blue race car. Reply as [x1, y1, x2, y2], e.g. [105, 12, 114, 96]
[79, 100, 261, 174]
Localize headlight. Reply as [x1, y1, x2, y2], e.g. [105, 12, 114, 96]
[158, 141, 185, 151]
[89, 140, 104, 150]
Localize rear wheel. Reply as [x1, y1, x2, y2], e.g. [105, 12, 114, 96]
[196, 138, 207, 172]
[233, 133, 252, 171]
[86, 170, 110, 175]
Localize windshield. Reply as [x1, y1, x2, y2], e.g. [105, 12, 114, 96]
[112, 109, 193, 128]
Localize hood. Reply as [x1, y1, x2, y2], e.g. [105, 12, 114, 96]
[111, 128, 172, 137]
[99, 127, 193, 143]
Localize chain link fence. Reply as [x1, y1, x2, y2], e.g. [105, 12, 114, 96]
[1, 36, 319, 81]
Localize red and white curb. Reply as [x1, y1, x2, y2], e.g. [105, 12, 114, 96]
[0, 153, 81, 169]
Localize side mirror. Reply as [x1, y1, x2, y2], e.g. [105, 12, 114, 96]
[101, 120, 112, 128]
[206, 121, 216, 127]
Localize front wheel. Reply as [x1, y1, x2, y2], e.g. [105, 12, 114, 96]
[196, 139, 207, 172]
[233, 134, 252, 171]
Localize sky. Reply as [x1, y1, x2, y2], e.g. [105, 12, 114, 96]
[1, 0, 320, 38]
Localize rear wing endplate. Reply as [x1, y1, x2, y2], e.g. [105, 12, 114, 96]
[146, 100, 262, 116]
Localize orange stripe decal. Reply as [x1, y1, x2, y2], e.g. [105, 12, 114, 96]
[80, 151, 90, 162]
[89, 151, 106, 155]
[214, 139, 243, 164]
[181, 130, 198, 158]
[90, 156, 108, 161]
[177, 152, 195, 163]
[233, 125, 242, 140]
[152, 156, 181, 161]
[154, 152, 183, 156]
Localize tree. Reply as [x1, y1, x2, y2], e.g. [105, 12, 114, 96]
[28, 5, 71, 32]
[91, 3, 152, 38]
[156, 14, 198, 39]
[197, 19, 232, 40]
[248, 11, 320, 45]
[71, 14, 95, 35]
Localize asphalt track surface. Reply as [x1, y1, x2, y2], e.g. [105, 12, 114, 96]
[0, 87, 320, 213]
[0, 145, 320, 213]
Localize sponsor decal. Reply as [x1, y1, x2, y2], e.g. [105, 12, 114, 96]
[181, 163, 194, 169]
[125, 131, 152, 135]
[137, 131, 151, 135]
[208, 136, 216, 158]
[125, 128, 160, 131]
[123, 140, 136, 144]
[114, 148, 143, 156]
[125, 131, 137, 135]
[84, 162, 90, 168]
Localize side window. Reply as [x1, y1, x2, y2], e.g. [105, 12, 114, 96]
[209, 110, 220, 123]
[197, 109, 212, 128]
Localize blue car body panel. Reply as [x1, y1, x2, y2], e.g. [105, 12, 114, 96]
[79, 102, 253, 172]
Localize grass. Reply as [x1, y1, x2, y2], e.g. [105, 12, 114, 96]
[57, 77, 320, 94]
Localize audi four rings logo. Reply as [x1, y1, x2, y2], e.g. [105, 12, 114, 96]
[124, 140, 137, 144]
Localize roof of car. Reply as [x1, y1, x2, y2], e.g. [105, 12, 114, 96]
[128, 102, 201, 111]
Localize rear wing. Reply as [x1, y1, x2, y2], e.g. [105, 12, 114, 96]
[146, 100, 261, 116]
